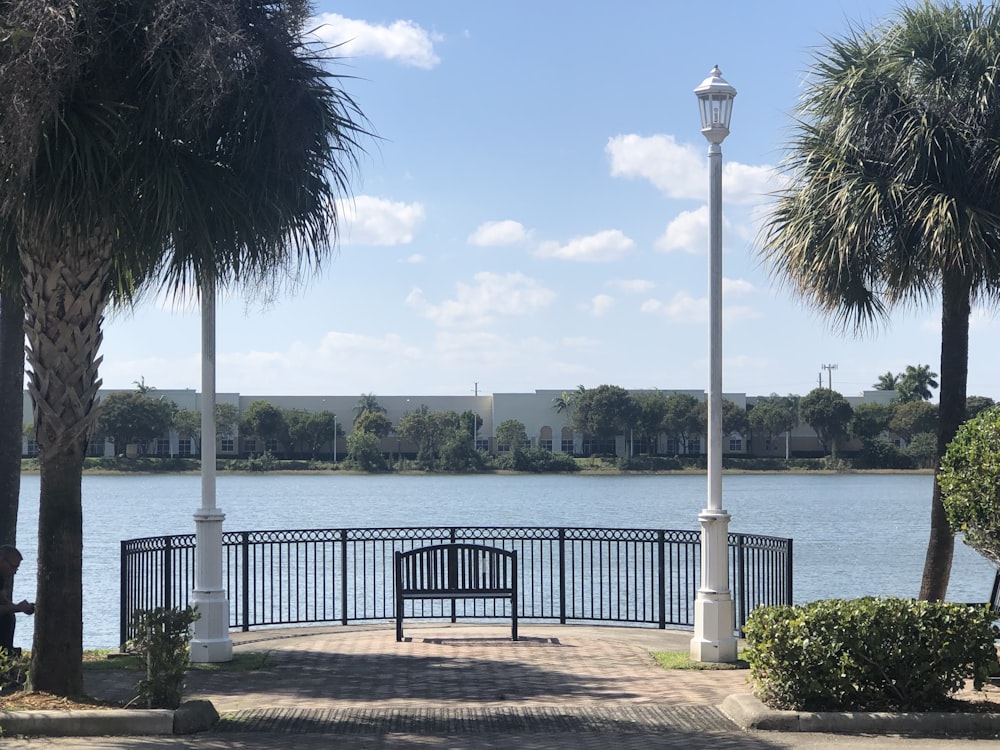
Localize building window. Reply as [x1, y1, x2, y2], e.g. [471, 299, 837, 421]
[561, 439, 574, 453]
[664, 438, 678, 455]
[688, 439, 701, 455]
[87, 440, 105, 457]
[220, 437, 234, 453]
[475, 438, 489, 452]
[266, 439, 278, 453]
[26, 440, 38, 457]
[540, 439, 552, 452]
[244, 438, 257, 453]
[522, 439, 531, 450]
[178, 439, 193, 457]
[497, 443, 510, 454]
[729, 437, 743, 452]
[155, 438, 170, 456]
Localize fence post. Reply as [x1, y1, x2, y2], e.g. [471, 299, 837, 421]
[119, 541, 128, 647]
[657, 530, 666, 629]
[558, 528, 566, 624]
[735, 533, 746, 636]
[340, 529, 349, 625]
[785, 538, 794, 606]
[241, 532, 250, 631]
[163, 536, 173, 611]
[450, 528, 457, 623]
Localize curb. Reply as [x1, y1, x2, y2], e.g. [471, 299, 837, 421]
[0, 709, 173, 737]
[721, 693, 1000, 737]
[0, 699, 218, 737]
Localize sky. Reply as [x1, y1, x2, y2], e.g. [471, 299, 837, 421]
[92, 1, 1000, 401]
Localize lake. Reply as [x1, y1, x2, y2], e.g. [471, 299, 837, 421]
[9, 472, 995, 649]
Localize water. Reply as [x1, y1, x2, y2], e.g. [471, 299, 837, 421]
[8, 472, 994, 649]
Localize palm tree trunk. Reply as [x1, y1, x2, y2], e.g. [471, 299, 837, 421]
[20, 235, 111, 696]
[919, 273, 970, 601]
[0, 288, 24, 547]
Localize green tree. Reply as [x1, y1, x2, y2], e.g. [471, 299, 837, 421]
[940, 407, 1000, 566]
[799, 389, 853, 460]
[95, 391, 175, 455]
[354, 410, 392, 438]
[241, 401, 289, 452]
[0, 0, 368, 694]
[458, 410, 483, 446]
[286, 410, 338, 460]
[570, 385, 639, 452]
[873, 371, 902, 392]
[396, 405, 458, 469]
[758, 3, 1000, 599]
[889, 401, 939, 443]
[354, 393, 386, 425]
[346, 430, 386, 472]
[966, 396, 996, 422]
[495, 419, 528, 451]
[662, 393, 702, 454]
[902, 432, 939, 470]
[551, 385, 586, 417]
[634, 391, 669, 454]
[748, 394, 798, 456]
[171, 408, 201, 448]
[849, 402, 894, 442]
[896, 364, 939, 404]
[214, 403, 241, 439]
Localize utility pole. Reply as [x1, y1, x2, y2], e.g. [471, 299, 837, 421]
[821, 363, 838, 391]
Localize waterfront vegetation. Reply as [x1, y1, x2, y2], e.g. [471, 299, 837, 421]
[19, 453, 932, 475]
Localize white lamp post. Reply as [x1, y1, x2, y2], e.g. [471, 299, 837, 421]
[190, 278, 233, 662]
[691, 66, 737, 663]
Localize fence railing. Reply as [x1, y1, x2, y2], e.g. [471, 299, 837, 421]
[120, 526, 793, 646]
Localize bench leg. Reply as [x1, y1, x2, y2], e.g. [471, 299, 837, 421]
[512, 609, 518, 642]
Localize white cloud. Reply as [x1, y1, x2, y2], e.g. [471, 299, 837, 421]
[560, 336, 600, 350]
[723, 278, 755, 296]
[402, 254, 426, 264]
[468, 220, 531, 247]
[406, 272, 556, 327]
[310, 13, 441, 69]
[607, 134, 703, 200]
[640, 290, 759, 324]
[337, 196, 425, 246]
[607, 279, 655, 294]
[587, 294, 615, 317]
[536, 229, 634, 262]
[607, 133, 776, 205]
[657, 206, 709, 254]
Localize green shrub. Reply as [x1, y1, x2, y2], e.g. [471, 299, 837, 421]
[491, 448, 580, 473]
[743, 597, 997, 711]
[127, 606, 199, 709]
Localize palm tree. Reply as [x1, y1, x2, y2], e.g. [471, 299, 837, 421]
[354, 393, 387, 425]
[0, 0, 368, 695]
[873, 372, 901, 392]
[897, 364, 940, 403]
[759, 3, 1000, 601]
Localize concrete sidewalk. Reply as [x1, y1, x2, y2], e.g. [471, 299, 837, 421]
[2, 623, 1000, 748]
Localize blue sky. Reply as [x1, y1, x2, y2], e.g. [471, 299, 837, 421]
[94, 1, 1000, 400]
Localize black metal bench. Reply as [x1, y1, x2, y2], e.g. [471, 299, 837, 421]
[968, 569, 1000, 617]
[394, 543, 518, 641]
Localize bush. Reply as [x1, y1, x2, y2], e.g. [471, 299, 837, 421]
[491, 448, 580, 473]
[941, 407, 1000, 566]
[743, 597, 997, 712]
[127, 606, 199, 709]
[850, 439, 914, 470]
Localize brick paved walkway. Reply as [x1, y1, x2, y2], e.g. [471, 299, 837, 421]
[65, 624, 1000, 750]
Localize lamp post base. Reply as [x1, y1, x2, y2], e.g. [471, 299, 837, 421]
[690, 593, 737, 662]
[189, 590, 233, 663]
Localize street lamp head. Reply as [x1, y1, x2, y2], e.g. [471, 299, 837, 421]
[694, 66, 736, 144]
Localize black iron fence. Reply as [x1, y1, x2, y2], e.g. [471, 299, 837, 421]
[120, 526, 793, 646]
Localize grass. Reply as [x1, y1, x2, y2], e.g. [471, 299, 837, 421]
[652, 651, 749, 671]
[81, 650, 271, 672]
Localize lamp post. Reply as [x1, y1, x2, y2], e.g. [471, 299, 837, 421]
[190, 277, 233, 662]
[691, 66, 737, 663]
[333, 415, 337, 463]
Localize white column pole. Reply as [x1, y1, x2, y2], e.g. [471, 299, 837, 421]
[190, 279, 233, 662]
[690, 137, 737, 663]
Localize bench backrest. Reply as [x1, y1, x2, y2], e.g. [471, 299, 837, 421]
[395, 543, 516, 595]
